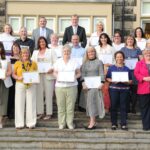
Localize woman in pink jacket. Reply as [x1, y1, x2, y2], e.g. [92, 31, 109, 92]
[134, 49, 150, 131]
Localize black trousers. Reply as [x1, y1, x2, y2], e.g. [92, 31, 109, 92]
[109, 90, 129, 126]
[139, 94, 150, 130]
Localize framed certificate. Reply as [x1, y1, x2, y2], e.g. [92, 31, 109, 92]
[57, 71, 75, 82]
[0, 69, 6, 79]
[23, 72, 40, 84]
[112, 72, 129, 82]
[84, 76, 101, 89]
[99, 54, 113, 64]
[125, 58, 138, 70]
[38, 62, 52, 73]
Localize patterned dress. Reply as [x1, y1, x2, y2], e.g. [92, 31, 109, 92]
[79, 58, 105, 118]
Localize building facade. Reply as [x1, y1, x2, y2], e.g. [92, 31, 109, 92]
[0, 0, 150, 38]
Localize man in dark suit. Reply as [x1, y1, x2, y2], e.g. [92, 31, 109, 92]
[32, 17, 53, 49]
[62, 14, 87, 48]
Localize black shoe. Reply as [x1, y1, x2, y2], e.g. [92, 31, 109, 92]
[85, 124, 96, 130]
[111, 125, 117, 130]
[121, 125, 128, 131]
[78, 107, 86, 112]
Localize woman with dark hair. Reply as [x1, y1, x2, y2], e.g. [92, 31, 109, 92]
[121, 35, 142, 113]
[32, 36, 57, 120]
[95, 33, 116, 112]
[112, 31, 125, 51]
[106, 51, 132, 130]
[0, 42, 12, 128]
[7, 42, 21, 119]
[134, 27, 146, 51]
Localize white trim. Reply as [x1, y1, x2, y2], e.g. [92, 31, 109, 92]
[141, 1, 150, 16]
[79, 17, 90, 34]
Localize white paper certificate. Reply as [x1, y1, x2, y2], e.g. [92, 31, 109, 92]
[57, 71, 75, 82]
[84, 76, 101, 89]
[23, 72, 40, 84]
[125, 58, 138, 70]
[0, 69, 6, 79]
[99, 54, 113, 64]
[38, 62, 52, 73]
[112, 72, 129, 82]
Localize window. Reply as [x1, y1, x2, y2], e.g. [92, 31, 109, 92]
[58, 17, 70, 34]
[9, 16, 21, 33]
[141, 1, 150, 16]
[141, 19, 150, 38]
[24, 17, 36, 34]
[93, 17, 106, 32]
[46, 17, 55, 32]
[79, 17, 90, 34]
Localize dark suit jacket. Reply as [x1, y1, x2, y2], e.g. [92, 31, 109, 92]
[32, 27, 53, 49]
[62, 25, 87, 48]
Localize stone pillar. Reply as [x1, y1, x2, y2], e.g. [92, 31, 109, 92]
[0, 0, 6, 32]
[114, 0, 137, 37]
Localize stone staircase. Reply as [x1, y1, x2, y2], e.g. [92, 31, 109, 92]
[1, 109, 150, 149]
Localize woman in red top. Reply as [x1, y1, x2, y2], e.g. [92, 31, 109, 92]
[134, 49, 150, 130]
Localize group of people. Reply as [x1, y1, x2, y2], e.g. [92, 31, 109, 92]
[0, 14, 150, 131]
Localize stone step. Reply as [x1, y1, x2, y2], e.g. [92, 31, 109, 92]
[4, 118, 143, 129]
[0, 128, 150, 139]
[0, 129, 150, 150]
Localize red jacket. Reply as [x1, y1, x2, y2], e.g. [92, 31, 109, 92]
[134, 59, 150, 94]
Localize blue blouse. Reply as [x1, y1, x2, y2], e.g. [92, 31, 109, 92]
[106, 65, 132, 91]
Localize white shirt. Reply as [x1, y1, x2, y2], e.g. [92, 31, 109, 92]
[72, 26, 78, 35]
[88, 32, 103, 47]
[0, 33, 16, 51]
[48, 44, 63, 59]
[54, 58, 80, 87]
[112, 43, 125, 51]
[135, 38, 146, 51]
[40, 27, 46, 37]
[95, 44, 116, 64]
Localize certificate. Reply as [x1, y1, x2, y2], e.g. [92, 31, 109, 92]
[99, 54, 113, 64]
[84, 76, 101, 89]
[0, 69, 6, 79]
[57, 71, 75, 82]
[38, 62, 52, 73]
[112, 72, 129, 82]
[23, 72, 40, 84]
[125, 58, 138, 70]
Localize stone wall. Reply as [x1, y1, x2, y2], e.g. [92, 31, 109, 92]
[0, 0, 6, 32]
[114, 0, 137, 37]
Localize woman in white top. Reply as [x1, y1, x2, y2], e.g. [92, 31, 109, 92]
[48, 33, 63, 59]
[32, 36, 57, 120]
[134, 27, 146, 51]
[112, 31, 125, 51]
[0, 24, 16, 55]
[0, 42, 12, 128]
[88, 21, 104, 47]
[95, 33, 116, 112]
[54, 44, 81, 129]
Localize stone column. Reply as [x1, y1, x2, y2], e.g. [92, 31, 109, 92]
[0, 0, 6, 32]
